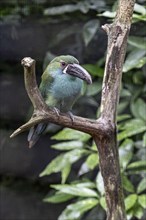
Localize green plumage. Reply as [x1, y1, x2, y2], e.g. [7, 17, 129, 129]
[28, 55, 92, 148]
[40, 56, 82, 111]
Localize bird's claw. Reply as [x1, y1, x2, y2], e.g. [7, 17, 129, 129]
[67, 111, 74, 123]
[52, 107, 60, 117]
[51, 107, 74, 123]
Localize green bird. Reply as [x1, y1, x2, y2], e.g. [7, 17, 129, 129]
[28, 55, 92, 148]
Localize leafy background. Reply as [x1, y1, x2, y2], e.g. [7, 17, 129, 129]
[0, 0, 146, 220]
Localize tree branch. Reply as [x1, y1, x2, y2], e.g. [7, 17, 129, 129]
[101, 0, 135, 125]
[10, 57, 110, 139]
[97, 0, 135, 219]
[21, 57, 46, 111]
[10, 111, 109, 139]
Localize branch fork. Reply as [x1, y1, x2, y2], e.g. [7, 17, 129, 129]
[10, 57, 112, 140]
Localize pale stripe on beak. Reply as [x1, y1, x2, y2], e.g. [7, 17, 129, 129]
[63, 63, 92, 84]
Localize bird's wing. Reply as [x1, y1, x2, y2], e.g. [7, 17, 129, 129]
[39, 69, 54, 99]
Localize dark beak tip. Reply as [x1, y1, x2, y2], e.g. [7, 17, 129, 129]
[88, 78, 92, 84]
[86, 76, 92, 85]
[65, 63, 92, 84]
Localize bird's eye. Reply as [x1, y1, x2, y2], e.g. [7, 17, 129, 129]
[61, 62, 66, 67]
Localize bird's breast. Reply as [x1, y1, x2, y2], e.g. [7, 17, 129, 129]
[50, 75, 82, 99]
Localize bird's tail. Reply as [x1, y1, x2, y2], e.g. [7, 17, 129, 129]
[27, 123, 47, 148]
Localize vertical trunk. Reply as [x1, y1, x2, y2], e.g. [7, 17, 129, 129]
[94, 0, 135, 219]
[94, 132, 126, 220]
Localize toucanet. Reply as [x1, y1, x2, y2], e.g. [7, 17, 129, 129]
[28, 55, 92, 148]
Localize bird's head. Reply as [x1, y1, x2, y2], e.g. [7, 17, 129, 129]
[50, 55, 92, 84]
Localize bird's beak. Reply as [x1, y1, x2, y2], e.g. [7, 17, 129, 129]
[63, 63, 92, 84]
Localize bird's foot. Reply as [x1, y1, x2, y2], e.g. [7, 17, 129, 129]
[51, 107, 74, 123]
[52, 107, 60, 117]
[67, 111, 74, 123]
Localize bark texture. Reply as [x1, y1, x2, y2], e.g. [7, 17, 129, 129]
[97, 1, 135, 219]
[10, 0, 135, 219]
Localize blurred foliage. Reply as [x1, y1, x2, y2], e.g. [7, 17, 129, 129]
[99, 3, 146, 22]
[0, 0, 106, 21]
[38, 2, 146, 220]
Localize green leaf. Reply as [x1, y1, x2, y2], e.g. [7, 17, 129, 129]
[133, 13, 146, 22]
[120, 138, 134, 150]
[51, 141, 83, 151]
[143, 132, 146, 147]
[99, 11, 116, 18]
[86, 153, 99, 169]
[61, 163, 71, 184]
[132, 70, 145, 85]
[127, 161, 146, 172]
[86, 81, 102, 96]
[83, 64, 104, 77]
[137, 177, 146, 194]
[97, 6, 146, 22]
[137, 57, 146, 68]
[52, 128, 90, 142]
[96, 172, 105, 196]
[99, 197, 106, 210]
[40, 149, 89, 178]
[43, 192, 74, 203]
[118, 119, 146, 141]
[128, 36, 146, 49]
[138, 194, 146, 209]
[119, 147, 133, 169]
[117, 100, 129, 114]
[123, 49, 146, 72]
[120, 88, 131, 97]
[127, 209, 134, 220]
[78, 162, 90, 176]
[83, 64, 98, 76]
[51, 184, 98, 198]
[91, 141, 98, 151]
[83, 19, 99, 46]
[131, 98, 146, 121]
[120, 119, 146, 131]
[133, 203, 144, 219]
[117, 114, 131, 122]
[74, 181, 96, 189]
[122, 174, 135, 193]
[119, 139, 133, 169]
[58, 198, 98, 220]
[125, 194, 137, 211]
[134, 3, 146, 15]
[40, 154, 64, 177]
[78, 153, 99, 175]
